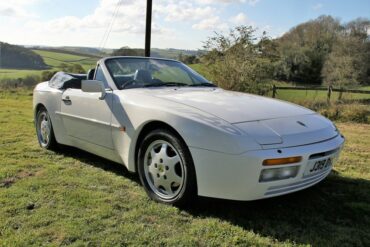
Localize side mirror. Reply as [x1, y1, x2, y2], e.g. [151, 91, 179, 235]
[81, 80, 106, 100]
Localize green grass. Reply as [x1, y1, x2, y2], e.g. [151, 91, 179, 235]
[0, 89, 369, 246]
[0, 69, 50, 80]
[274, 88, 370, 102]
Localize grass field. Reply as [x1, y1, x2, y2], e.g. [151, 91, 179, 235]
[274, 88, 370, 102]
[0, 69, 50, 80]
[33, 50, 98, 71]
[0, 89, 369, 246]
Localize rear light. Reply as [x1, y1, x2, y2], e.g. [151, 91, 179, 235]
[263, 156, 302, 166]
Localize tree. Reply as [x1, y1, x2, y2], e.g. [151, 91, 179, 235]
[322, 34, 368, 87]
[274, 16, 342, 84]
[113, 47, 144, 56]
[202, 26, 274, 94]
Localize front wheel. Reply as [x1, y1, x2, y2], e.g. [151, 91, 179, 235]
[138, 129, 197, 206]
[35, 107, 58, 150]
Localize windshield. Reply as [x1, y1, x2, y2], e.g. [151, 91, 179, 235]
[105, 58, 215, 89]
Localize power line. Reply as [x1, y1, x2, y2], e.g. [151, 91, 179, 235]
[98, 0, 123, 52]
[98, 0, 120, 50]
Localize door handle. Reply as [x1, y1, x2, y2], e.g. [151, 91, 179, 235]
[62, 96, 71, 104]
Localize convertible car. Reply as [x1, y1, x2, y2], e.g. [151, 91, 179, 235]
[33, 56, 345, 205]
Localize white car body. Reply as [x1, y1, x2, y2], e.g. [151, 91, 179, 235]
[33, 57, 345, 201]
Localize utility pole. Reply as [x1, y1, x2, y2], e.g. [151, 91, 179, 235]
[145, 0, 152, 57]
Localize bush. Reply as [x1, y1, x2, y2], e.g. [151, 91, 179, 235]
[0, 78, 22, 89]
[0, 75, 41, 89]
[41, 71, 58, 81]
[22, 75, 41, 88]
[59, 63, 86, 74]
[295, 100, 370, 123]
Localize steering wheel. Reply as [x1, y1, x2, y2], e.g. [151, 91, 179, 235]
[120, 79, 139, 89]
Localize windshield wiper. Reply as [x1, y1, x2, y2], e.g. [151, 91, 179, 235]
[190, 82, 217, 87]
[143, 82, 189, 87]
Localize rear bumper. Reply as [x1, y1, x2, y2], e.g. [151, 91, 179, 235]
[190, 134, 344, 201]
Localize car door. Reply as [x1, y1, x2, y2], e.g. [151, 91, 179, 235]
[60, 66, 114, 149]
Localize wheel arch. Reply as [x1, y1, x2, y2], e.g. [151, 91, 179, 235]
[34, 103, 46, 116]
[134, 121, 193, 174]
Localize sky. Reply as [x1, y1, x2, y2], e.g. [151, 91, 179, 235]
[0, 0, 369, 50]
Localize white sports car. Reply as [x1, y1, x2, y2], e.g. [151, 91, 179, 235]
[33, 56, 345, 205]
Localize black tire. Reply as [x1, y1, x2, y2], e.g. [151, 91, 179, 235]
[35, 107, 58, 150]
[137, 129, 197, 206]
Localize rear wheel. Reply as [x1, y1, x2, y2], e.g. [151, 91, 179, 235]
[138, 129, 196, 206]
[35, 107, 58, 150]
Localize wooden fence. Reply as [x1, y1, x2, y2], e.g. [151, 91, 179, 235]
[272, 85, 370, 102]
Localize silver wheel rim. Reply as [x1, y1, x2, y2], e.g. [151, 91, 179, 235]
[144, 140, 185, 199]
[37, 111, 51, 146]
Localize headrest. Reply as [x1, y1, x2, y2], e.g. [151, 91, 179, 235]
[134, 69, 152, 83]
[87, 69, 95, 80]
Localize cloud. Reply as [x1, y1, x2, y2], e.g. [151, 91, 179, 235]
[0, 0, 42, 17]
[156, 2, 216, 21]
[192, 16, 229, 30]
[230, 13, 248, 25]
[27, 0, 169, 35]
[0, 0, 263, 49]
[312, 3, 323, 11]
[196, 0, 260, 5]
[0, 7, 18, 17]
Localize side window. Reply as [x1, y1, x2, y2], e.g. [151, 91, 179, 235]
[95, 65, 109, 88]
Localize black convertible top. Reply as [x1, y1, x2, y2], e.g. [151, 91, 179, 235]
[49, 72, 86, 89]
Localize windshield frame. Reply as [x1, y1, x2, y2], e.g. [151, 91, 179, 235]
[103, 57, 215, 90]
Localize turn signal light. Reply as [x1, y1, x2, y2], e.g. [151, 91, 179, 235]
[263, 156, 302, 166]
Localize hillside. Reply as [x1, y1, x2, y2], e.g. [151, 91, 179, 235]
[58, 46, 106, 57]
[0, 49, 98, 80]
[27, 45, 203, 60]
[0, 42, 47, 70]
[111, 47, 203, 59]
[32, 49, 98, 71]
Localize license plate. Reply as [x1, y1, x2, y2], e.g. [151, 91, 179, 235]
[305, 158, 332, 176]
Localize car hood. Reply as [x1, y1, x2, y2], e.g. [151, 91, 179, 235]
[234, 114, 338, 148]
[146, 87, 314, 123]
[119, 87, 337, 149]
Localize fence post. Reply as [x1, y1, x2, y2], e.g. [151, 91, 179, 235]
[272, 84, 276, 98]
[338, 87, 343, 101]
[327, 85, 332, 104]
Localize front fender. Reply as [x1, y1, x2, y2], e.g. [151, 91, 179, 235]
[111, 91, 261, 172]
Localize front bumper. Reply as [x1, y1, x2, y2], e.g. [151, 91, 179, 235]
[190, 134, 345, 201]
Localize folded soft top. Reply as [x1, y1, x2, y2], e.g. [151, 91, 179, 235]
[49, 72, 86, 89]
